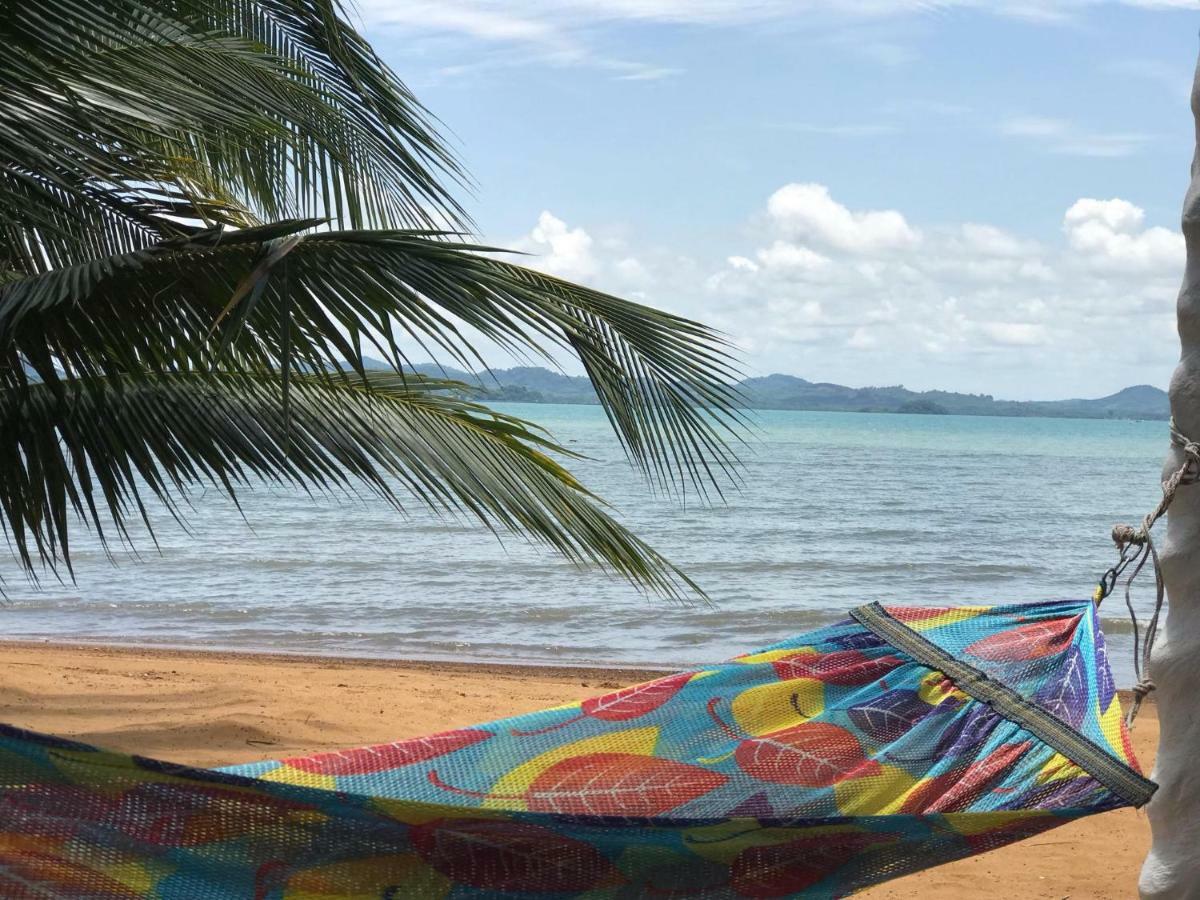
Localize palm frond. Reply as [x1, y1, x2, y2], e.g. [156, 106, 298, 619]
[0, 0, 467, 274]
[0, 224, 747, 496]
[0, 372, 700, 598]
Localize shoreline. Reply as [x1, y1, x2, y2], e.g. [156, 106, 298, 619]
[0, 637, 673, 684]
[0, 639, 1159, 898]
[0, 631, 1151, 688]
[0, 635, 1156, 699]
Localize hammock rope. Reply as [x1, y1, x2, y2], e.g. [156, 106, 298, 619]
[1095, 419, 1200, 725]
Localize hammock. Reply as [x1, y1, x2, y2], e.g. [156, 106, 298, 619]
[0, 599, 1152, 898]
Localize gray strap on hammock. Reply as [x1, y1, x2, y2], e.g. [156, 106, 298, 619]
[1094, 420, 1200, 726]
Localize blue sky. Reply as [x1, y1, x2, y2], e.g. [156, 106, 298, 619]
[359, 2, 1199, 400]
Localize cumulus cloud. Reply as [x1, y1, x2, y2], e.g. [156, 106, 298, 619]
[698, 185, 1182, 394]
[755, 240, 832, 273]
[765, 183, 920, 253]
[1063, 198, 1185, 271]
[504, 185, 1181, 398]
[511, 211, 598, 281]
[508, 211, 668, 302]
[956, 223, 1037, 258]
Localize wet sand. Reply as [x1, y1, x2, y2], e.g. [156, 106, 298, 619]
[0, 640, 1157, 898]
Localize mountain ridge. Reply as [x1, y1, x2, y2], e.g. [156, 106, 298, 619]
[355, 360, 1169, 421]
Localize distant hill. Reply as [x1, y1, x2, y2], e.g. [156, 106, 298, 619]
[732, 375, 1169, 420]
[348, 360, 1169, 421]
[399, 362, 599, 404]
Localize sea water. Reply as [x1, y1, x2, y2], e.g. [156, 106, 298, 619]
[1, 405, 1168, 684]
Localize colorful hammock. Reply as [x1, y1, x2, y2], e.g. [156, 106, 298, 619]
[0, 600, 1153, 898]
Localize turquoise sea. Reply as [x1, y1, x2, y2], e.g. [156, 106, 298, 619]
[2, 405, 1170, 684]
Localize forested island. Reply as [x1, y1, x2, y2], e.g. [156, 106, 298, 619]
[388, 363, 1168, 421]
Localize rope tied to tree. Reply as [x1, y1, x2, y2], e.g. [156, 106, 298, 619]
[1095, 420, 1200, 726]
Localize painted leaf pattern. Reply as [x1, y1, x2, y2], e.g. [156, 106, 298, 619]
[523, 753, 726, 815]
[581, 671, 696, 721]
[0, 599, 1142, 899]
[773, 650, 903, 686]
[734, 722, 880, 787]
[964, 615, 1081, 662]
[1034, 642, 1088, 727]
[847, 689, 933, 742]
[285, 728, 491, 775]
[1092, 614, 1118, 709]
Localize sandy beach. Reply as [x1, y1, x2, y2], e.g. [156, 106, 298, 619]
[0, 640, 1157, 898]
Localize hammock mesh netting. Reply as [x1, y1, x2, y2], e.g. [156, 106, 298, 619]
[0, 600, 1154, 898]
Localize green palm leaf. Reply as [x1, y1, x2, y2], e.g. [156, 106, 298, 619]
[1, 0, 467, 275]
[0, 373, 700, 599]
[0, 223, 746, 497]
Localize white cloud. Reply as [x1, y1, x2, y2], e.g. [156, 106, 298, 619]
[1051, 133, 1156, 158]
[513, 211, 597, 281]
[722, 186, 1180, 391]
[491, 186, 1183, 398]
[999, 115, 1154, 158]
[360, 1, 556, 41]
[356, 1, 679, 81]
[509, 212, 675, 302]
[1063, 198, 1185, 271]
[357, 1, 1194, 81]
[613, 256, 653, 286]
[1000, 116, 1069, 138]
[958, 223, 1034, 257]
[755, 240, 831, 272]
[846, 327, 878, 349]
[979, 322, 1049, 346]
[766, 183, 920, 253]
[584, 184, 1180, 396]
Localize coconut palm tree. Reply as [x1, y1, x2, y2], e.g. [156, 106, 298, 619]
[0, 0, 744, 598]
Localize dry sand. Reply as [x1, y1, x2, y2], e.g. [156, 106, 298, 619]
[0, 640, 1157, 898]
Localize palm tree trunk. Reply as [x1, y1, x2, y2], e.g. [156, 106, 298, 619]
[1139, 51, 1200, 900]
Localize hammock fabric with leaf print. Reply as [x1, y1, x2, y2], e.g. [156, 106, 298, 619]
[0, 599, 1154, 898]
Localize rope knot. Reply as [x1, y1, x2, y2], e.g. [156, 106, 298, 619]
[1125, 678, 1157, 728]
[1170, 420, 1200, 484]
[1111, 524, 1144, 548]
[1182, 451, 1200, 485]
